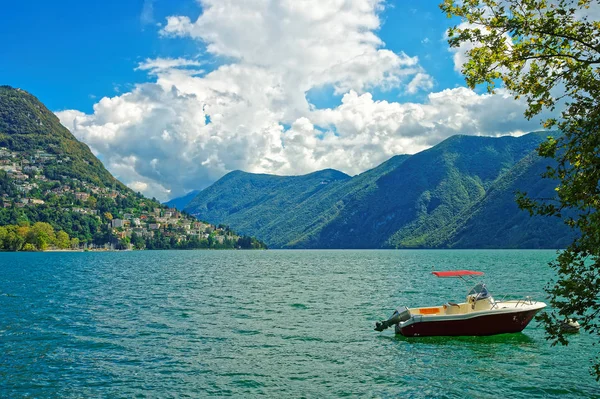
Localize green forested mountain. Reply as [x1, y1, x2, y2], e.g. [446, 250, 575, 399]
[0, 86, 266, 251]
[184, 168, 354, 248]
[183, 132, 572, 249]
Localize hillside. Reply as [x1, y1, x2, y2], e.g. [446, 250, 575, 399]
[183, 132, 571, 249]
[0, 86, 266, 251]
[0, 86, 124, 190]
[418, 151, 575, 249]
[184, 168, 354, 248]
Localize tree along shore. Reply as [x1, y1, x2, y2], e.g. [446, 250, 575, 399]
[0, 221, 266, 251]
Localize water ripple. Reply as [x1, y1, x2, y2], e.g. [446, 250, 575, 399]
[0, 250, 597, 397]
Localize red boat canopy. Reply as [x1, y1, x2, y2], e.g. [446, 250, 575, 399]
[432, 270, 484, 278]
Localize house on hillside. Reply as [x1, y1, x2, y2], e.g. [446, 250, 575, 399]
[0, 164, 17, 172]
[12, 172, 28, 180]
[75, 192, 90, 201]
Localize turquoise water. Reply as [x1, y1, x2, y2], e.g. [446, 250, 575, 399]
[0, 250, 597, 397]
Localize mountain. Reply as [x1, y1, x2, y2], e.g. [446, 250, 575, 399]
[184, 132, 573, 249]
[184, 168, 354, 248]
[0, 86, 266, 251]
[0, 86, 125, 190]
[164, 190, 200, 211]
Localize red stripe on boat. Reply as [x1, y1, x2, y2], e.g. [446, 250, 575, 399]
[432, 270, 484, 278]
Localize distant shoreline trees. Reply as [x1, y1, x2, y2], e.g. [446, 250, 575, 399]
[0, 220, 267, 252]
[0, 222, 77, 251]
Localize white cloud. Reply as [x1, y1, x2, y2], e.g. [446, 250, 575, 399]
[297, 87, 543, 171]
[160, 0, 428, 95]
[161, 15, 193, 37]
[128, 181, 149, 192]
[136, 58, 204, 75]
[57, 1, 544, 201]
[406, 73, 434, 94]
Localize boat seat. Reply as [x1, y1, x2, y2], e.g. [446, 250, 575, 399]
[444, 302, 462, 315]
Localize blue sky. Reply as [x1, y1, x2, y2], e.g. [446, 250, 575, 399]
[1, 1, 543, 200]
[2, 0, 201, 112]
[2, 0, 461, 111]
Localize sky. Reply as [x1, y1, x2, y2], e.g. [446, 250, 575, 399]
[1, 0, 552, 201]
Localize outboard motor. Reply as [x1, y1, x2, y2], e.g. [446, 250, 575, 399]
[375, 306, 411, 331]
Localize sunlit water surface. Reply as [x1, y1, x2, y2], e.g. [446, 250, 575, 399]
[0, 250, 597, 398]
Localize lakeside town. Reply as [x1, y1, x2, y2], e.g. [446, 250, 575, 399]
[0, 146, 263, 250]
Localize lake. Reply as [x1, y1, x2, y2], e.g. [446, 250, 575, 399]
[0, 250, 597, 397]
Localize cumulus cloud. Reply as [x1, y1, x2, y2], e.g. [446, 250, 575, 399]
[57, 1, 543, 200]
[160, 0, 428, 95]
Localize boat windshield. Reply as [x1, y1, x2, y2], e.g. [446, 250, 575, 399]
[467, 283, 490, 299]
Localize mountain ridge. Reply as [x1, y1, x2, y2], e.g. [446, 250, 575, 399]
[182, 131, 573, 249]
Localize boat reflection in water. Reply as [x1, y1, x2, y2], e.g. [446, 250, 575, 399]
[375, 270, 546, 337]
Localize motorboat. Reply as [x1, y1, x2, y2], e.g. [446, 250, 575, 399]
[560, 318, 581, 333]
[374, 270, 547, 337]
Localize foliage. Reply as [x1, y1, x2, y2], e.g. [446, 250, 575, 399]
[29, 222, 56, 250]
[131, 232, 146, 250]
[56, 230, 70, 249]
[22, 243, 36, 251]
[441, 0, 600, 378]
[0, 222, 70, 251]
[86, 196, 97, 209]
[142, 230, 266, 250]
[0, 204, 102, 243]
[0, 170, 17, 196]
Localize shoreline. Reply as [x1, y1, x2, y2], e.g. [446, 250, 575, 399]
[1, 247, 268, 253]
